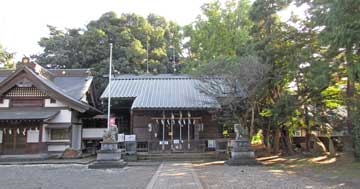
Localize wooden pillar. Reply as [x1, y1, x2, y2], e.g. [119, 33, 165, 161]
[188, 119, 190, 150]
[179, 121, 182, 149]
[171, 121, 173, 149]
[162, 124, 165, 151]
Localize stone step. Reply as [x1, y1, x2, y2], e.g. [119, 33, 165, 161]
[138, 152, 217, 161]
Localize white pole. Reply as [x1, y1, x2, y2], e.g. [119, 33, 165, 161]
[107, 43, 113, 129]
[146, 39, 149, 74]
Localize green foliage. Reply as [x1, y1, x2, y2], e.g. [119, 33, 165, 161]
[0, 44, 15, 69]
[34, 12, 183, 92]
[183, 0, 253, 61]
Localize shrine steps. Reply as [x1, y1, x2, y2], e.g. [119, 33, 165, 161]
[137, 152, 217, 161]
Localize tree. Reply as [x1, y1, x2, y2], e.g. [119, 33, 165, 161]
[33, 12, 183, 93]
[194, 56, 270, 140]
[0, 43, 15, 69]
[183, 0, 253, 62]
[299, 0, 360, 159]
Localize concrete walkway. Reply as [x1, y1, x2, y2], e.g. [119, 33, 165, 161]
[146, 162, 203, 189]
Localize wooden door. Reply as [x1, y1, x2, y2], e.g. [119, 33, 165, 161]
[2, 129, 27, 154]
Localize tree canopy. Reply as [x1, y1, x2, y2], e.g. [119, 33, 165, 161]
[30, 0, 360, 160]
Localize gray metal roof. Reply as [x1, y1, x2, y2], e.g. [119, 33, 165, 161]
[0, 109, 59, 120]
[101, 74, 221, 110]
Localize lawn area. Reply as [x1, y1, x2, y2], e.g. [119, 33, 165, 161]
[258, 153, 360, 188]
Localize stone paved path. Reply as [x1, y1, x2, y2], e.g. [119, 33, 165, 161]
[146, 162, 203, 189]
[194, 163, 346, 189]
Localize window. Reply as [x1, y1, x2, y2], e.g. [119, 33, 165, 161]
[50, 98, 56, 103]
[50, 129, 69, 140]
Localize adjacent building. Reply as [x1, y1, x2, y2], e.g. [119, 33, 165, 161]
[0, 59, 100, 155]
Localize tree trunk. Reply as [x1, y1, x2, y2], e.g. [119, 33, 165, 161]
[250, 103, 255, 139]
[272, 127, 281, 154]
[281, 127, 294, 155]
[329, 137, 336, 157]
[265, 122, 272, 153]
[344, 50, 355, 153]
[304, 104, 311, 151]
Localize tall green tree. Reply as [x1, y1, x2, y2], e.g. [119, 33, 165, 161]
[34, 12, 183, 91]
[300, 0, 360, 159]
[183, 0, 253, 62]
[0, 43, 15, 69]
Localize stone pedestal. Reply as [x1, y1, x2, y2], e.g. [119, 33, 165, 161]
[225, 138, 259, 166]
[88, 142, 127, 169]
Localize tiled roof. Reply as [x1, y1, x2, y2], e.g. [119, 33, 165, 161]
[101, 74, 221, 110]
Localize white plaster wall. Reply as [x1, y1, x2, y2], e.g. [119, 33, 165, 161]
[44, 98, 67, 107]
[42, 124, 48, 142]
[48, 144, 70, 152]
[82, 128, 107, 138]
[0, 99, 10, 108]
[48, 109, 72, 123]
[72, 124, 82, 150]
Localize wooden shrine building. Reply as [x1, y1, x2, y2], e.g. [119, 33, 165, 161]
[100, 74, 223, 153]
[0, 58, 100, 155]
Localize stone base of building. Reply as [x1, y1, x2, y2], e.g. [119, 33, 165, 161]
[225, 157, 259, 166]
[88, 142, 127, 169]
[88, 160, 127, 169]
[225, 139, 259, 166]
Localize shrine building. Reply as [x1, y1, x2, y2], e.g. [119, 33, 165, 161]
[0, 58, 100, 156]
[100, 74, 224, 153]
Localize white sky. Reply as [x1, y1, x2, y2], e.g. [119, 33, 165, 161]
[0, 0, 305, 61]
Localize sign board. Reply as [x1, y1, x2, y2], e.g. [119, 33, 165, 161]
[159, 141, 169, 145]
[27, 130, 40, 143]
[118, 133, 125, 142]
[208, 140, 216, 148]
[0, 130, 3, 144]
[173, 139, 180, 144]
[125, 135, 136, 142]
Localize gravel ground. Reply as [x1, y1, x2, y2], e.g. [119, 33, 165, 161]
[193, 164, 348, 189]
[0, 164, 158, 189]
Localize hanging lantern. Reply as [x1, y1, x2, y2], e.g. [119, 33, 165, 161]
[179, 111, 183, 119]
[156, 119, 159, 125]
[17, 128, 20, 135]
[3, 128, 6, 134]
[22, 128, 26, 136]
[9, 129, 12, 135]
[161, 120, 165, 126]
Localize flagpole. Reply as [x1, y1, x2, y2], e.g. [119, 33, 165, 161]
[107, 43, 113, 129]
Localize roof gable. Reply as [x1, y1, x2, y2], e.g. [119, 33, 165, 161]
[0, 66, 97, 113]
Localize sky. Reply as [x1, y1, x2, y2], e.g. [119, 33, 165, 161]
[0, 0, 306, 61]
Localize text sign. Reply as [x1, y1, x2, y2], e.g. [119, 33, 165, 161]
[118, 133, 125, 142]
[27, 130, 40, 143]
[125, 135, 136, 142]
